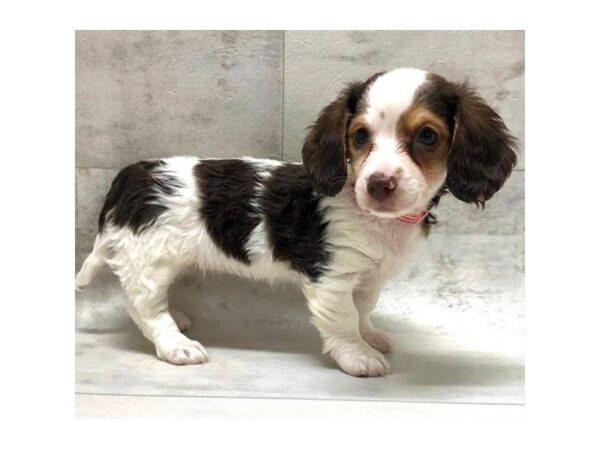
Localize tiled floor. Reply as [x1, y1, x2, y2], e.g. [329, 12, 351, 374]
[75, 394, 524, 419]
[75, 233, 524, 418]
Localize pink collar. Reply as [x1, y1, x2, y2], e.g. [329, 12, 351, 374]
[346, 185, 431, 225]
[396, 209, 430, 225]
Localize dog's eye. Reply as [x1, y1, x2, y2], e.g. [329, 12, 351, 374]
[416, 127, 437, 146]
[354, 128, 370, 147]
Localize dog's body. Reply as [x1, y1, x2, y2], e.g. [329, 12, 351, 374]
[76, 68, 517, 377]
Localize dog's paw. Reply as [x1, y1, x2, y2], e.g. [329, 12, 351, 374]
[170, 307, 192, 332]
[361, 328, 393, 353]
[157, 339, 209, 365]
[332, 342, 391, 377]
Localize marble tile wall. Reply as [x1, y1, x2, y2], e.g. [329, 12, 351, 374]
[75, 30, 524, 300]
[282, 31, 524, 167]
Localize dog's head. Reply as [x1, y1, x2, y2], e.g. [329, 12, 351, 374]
[302, 68, 518, 217]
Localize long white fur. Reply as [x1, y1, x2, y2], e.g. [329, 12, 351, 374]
[76, 69, 439, 376]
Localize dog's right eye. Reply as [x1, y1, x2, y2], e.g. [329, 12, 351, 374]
[416, 126, 438, 146]
[354, 128, 370, 147]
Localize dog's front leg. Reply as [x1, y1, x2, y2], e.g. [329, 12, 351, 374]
[302, 281, 391, 377]
[354, 284, 394, 354]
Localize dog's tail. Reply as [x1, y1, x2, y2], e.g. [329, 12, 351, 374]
[75, 234, 108, 291]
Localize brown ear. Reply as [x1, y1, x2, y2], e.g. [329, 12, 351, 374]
[302, 81, 370, 196]
[446, 82, 518, 206]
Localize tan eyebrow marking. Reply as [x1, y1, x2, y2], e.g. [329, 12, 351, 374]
[398, 106, 450, 139]
[397, 105, 452, 169]
[348, 117, 370, 135]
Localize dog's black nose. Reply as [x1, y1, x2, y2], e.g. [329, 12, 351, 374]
[367, 173, 397, 201]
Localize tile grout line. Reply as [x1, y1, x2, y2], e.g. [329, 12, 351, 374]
[281, 30, 285, 162]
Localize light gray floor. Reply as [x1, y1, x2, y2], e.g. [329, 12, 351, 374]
[75, 394, 524, 419]
[76, 229, 524, 416]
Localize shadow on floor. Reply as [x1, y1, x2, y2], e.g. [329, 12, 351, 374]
[77, 272, 523, 389]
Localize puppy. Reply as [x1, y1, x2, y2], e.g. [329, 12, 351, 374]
[76, 68, 517, 377]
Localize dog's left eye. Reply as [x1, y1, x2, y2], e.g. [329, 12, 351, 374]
[354, 128, 370, 147]
[416, 127, 438, 146]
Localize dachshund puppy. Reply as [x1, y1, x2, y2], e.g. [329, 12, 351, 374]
[76, 68, 517, 377]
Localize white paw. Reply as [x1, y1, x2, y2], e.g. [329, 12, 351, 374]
[170, 307, 192, 332]
[157, 339, 209, 365]
[331, 342, 391, 377]
[361, 328, 393, 353]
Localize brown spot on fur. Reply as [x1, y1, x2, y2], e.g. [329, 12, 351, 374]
[346, 116, 374, 179]
[400, 106, 450, 140]
[398, 105, 452, 173]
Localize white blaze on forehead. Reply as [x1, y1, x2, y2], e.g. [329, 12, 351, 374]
[364, 68, 428, 134]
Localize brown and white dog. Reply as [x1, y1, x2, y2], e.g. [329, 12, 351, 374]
[76, 68, 517, 377]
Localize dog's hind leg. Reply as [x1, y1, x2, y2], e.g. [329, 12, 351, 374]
[75, 234, 108, 291]
[169, 307, 192, 332]
[120, 264, 208, 365]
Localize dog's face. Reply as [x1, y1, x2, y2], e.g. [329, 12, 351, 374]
[302, 68, 518, 217]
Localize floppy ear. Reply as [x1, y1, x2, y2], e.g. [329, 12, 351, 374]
[446, 83, 518, 206]
[302, 82, 365, 196]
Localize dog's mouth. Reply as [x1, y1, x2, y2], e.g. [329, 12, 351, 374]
[352, 187, 421, 220]
[364, 205, 411, 219]
[352, 171, 425, 212]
